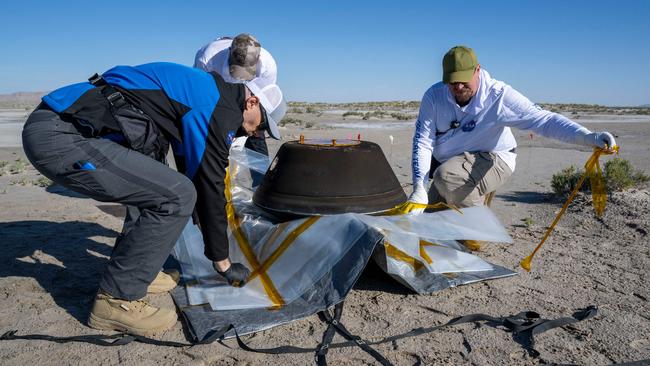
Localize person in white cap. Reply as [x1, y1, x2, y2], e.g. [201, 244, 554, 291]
[408, 46, 616, 212]
[194, 34, 279, 158]
[194, 34, 278, 86]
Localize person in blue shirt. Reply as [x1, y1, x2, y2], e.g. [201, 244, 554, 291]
[22, 62, 286, 336]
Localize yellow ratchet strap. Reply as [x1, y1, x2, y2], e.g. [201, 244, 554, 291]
[520, 146, 619, 272]
[383, 201, 462, 215]
[224, 166, 285, 308]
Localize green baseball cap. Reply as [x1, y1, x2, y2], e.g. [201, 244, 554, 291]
[442, 46, 478, 83]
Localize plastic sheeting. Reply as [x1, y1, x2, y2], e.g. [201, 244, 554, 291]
[172, 141, 515, 314]
[175, 214, 371, 310]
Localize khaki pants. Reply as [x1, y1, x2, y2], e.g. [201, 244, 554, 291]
[428, 152, 512, 208]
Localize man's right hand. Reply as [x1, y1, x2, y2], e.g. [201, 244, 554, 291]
[213, 261, 251, 287]
[575, 131, 617, 150]
[407, 182, 429, 214]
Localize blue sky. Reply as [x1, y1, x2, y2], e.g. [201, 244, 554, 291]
[1, 0, 649, 106]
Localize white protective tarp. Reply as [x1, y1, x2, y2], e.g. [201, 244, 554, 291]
[173, 139, 513, 310]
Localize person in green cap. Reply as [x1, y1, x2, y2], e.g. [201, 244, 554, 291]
[408, 46, 616, 211]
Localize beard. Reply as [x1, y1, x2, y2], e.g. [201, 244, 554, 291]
[454, 90, 474, 106]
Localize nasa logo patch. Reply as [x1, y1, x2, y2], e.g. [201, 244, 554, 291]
[462, 120, 476, 132]
[226, 131, 236, 146]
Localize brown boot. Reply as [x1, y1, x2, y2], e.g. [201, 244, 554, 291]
[147, 270, 180, 294]
[88, 292, 177, 336]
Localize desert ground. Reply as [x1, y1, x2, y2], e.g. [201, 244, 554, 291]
[0, 104, 649, 365]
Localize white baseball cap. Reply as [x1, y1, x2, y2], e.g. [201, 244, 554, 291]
[245, 78, 286, 140]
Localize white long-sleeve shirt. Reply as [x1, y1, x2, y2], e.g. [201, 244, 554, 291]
[412, 69, 591, 185]
[193, 37, 278, 86]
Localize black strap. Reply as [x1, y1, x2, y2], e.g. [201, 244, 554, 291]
[0, 304, 599, 365]
[0, 329, 190, 347]
[0, 323, 237, 349]
[315, 304, 339, 365]
[88, 73, 107, 87]
[328, 305, 598, 358]
[315, 303, 392, 366]
[88, 73, 127, 109]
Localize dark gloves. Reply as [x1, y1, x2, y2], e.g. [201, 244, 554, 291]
[214, 262, 251, 287]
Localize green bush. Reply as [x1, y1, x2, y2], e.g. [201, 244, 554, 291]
[342, 111, 364, 118]
[551, 158, 650, 195]
[390, 112, 416, 121]
[278, 117, 304, 127]
[34, 177, 53, 187]
[604, 158, 650, 191]
[551, 166, 587, 196]
[305, 106, 319, 114]
[362, 111, 387, 120]
[10, 159, 28, 174]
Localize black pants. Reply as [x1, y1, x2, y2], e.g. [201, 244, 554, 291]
[22, 105, 196, 300]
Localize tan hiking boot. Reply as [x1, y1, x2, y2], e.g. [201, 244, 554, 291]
[147, 269, 180, 294]
[88, 292, 177, 336]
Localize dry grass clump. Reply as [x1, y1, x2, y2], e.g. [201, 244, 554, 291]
[1, 159, 30, 176]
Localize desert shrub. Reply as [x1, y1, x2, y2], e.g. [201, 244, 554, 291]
[551, 166, 587, 196]
[10, 177, 30, 186]
[362, 111, 387, 120]
[278, 117, 304, 127]
[604, 158, 650, 191]
[305, 106, 319, 114]
[390, 112, 416, 121]
[342, 111, 364, 118]
[34, 177, 53, 187]
[0, 161, 8, 176]
[304, 122, 315, 128]
[551, 158, 649, 195]
[10, 159, 28, 174]
[288, 107, 304, 114]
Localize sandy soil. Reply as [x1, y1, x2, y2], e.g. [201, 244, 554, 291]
[0, 111, 648, 365]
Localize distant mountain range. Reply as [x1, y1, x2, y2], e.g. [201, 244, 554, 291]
[0, 92, 47, 108]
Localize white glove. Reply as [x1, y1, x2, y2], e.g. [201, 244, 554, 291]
[575, 131, 616, 150]
[407, 182, 429, 214]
